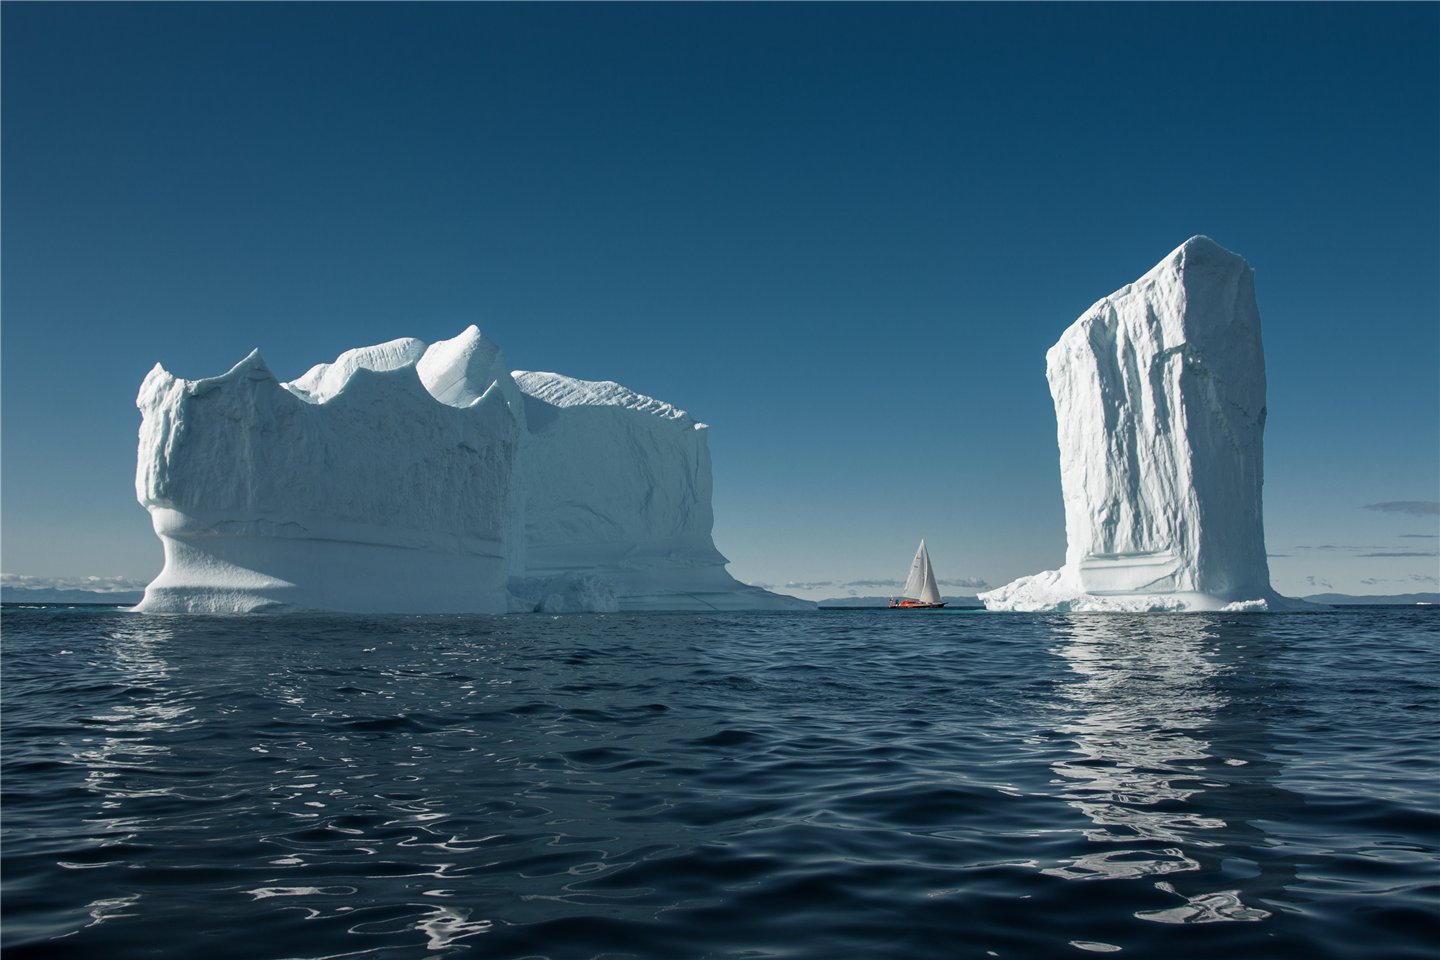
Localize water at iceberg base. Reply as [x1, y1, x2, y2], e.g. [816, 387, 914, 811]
[3, 606, 1436, 959]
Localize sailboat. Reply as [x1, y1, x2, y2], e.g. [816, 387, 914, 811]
[889, 539, 947, 609]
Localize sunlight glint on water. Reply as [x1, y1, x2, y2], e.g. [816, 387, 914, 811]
[2, 606, 1436, 959]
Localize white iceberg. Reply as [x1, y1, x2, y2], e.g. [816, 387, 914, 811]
[512, 371, 804, 611]
[135, 335, 519, 614]
[981, 236, 1293, 613]
[134, 326, 805, 614]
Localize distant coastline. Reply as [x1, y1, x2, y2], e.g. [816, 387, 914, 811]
[1297, 593, 1438, 606]
[816, 592, 1439, 609]
[3, 587, 1435, 609]
[2, 587, 143, 605]
[816, 595, 982, 609]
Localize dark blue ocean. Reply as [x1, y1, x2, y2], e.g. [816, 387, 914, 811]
[3, 606, 1436, 959]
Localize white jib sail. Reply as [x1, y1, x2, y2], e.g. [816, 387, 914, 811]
[903, 539, 942, 604]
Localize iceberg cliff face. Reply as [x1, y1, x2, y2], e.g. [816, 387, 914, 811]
[135, 326, 804, 613]
[136, 336, 519, 614]
[512, 372, 798, 610]
[981, 236, 1283, 613]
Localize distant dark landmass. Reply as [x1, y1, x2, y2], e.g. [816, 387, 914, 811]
[1302, 593, 1438, 606]
[818, 595, 983, 608]
[2, 587, 142, 605]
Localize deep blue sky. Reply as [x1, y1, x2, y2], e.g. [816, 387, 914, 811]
[4, 3, 1437, 599]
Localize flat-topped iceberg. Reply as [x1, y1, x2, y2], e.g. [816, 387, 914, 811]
[134, 327, 806, 614]
[981, 236, 1292, 613]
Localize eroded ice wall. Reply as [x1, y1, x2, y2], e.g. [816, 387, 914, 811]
[512, 372, 807, 611]
[981, 236, 1284, 612]
[135, 328, 520, 613]
[135, 326, 806, 613]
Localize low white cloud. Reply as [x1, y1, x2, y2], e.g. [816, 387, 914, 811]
[1364, 501, 1440, 517]
[777, 575, 988, 594]
[1, 572, 149, 593]
[777, 578, 990, 592]
[1292, 542, 1438, 556]
[1355, 574, 1439, 588]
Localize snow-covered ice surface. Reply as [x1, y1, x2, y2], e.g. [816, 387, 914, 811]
[981, 236, 1301, 613]
[135, 327, 806, 614]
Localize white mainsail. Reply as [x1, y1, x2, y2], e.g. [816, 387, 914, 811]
[902, 539, 942, 604]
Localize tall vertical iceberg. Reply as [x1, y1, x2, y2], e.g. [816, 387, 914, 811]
[134, 326, 806, 613]
[981, 236, 1285, 612]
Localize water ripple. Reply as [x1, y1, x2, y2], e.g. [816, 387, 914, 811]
[2, 606, 1436, 958]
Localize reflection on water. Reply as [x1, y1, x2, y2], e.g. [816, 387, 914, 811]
[1043, 615, 1276, 923]
[67, 622, 192, 934]
[79, 622, 190, 800]
[6, 607, 1434, 959]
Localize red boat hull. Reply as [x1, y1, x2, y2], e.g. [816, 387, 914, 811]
[888, 599, 947, 609]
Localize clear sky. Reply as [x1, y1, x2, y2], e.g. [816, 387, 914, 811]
[3, 3, 1437, 601]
